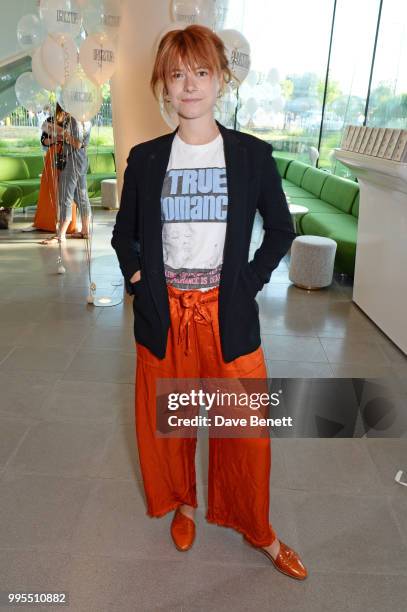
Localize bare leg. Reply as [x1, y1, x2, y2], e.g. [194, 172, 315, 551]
[59, 218, 70, 240]
[69, 175, 91, 238]
[262, 538, 281, 560]
[178, 504, 196, 521]
[39, 218, 70, 245]
[69, 216, 90, 238]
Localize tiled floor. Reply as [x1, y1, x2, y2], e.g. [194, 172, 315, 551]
[0, 210, 406, 611]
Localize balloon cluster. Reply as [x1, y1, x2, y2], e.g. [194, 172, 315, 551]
[15, 0, 122, 121]
[160, 0, 252, 128]
[237, 68, 285, 129]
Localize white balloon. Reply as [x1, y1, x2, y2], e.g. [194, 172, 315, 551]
[0, 91, 19, 122]
[252, 107, 269, 128]
[60, 68, 102, 121]
[271, 96, 285, 113]
[244, 96, 258, 115]
[245, 70, 258, 88]
[15, 72, 51, 113]
[236, 106, 250, 126]
[82, 0, 122, 39]
[17, 14, 46, 53]
[213, 83, 236, 127]
[237, 80, 255, 102]
[153, 23, 188, 62]
[213, 0, 229, 31]
[41, 34, 78, 87]
[269, 83, 281, 99]
[32, 47, 59, 90]
[218, 29, 250, 88]
[79, 32, 116, 85]
[39, 0, 82, 37]
[171, 0, 215, 27]
[267, 67, 280, 85]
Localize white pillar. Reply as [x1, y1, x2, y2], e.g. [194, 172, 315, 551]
[110, 0, 173, 196]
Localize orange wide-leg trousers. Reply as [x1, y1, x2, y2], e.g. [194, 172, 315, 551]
[135, 284, 277, 547]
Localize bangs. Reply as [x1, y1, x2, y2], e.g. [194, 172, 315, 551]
[162, 33, 218, 76]
[150, 25, 233, 100]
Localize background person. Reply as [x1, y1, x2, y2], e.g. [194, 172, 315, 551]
[31, 104, 78, 235]
[41, 113, 92, 244]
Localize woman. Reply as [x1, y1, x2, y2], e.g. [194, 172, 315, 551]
[41, 109, 92, 244]
[112, 25, 307, 580]
[29, 104, 78, 234]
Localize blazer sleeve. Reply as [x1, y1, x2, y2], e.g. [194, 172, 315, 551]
[111, 146, 142, 295]
[248, 143, 296, 291]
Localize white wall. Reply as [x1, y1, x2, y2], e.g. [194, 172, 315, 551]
[0, 0, 38, 63]
[110, 0, 175, 196]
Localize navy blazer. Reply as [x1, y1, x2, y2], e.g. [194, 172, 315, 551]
[111, 119, 296, 362]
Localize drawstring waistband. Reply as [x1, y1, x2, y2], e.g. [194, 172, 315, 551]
[168, 286, 219, 356]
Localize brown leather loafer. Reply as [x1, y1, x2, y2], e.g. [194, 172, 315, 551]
[258, 540, 308, 580]
[170, 508, 196, 551]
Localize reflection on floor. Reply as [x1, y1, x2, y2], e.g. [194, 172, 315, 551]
[0, 209, 406, 611]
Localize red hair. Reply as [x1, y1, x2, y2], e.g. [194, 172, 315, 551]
[150, 24, 235, 101]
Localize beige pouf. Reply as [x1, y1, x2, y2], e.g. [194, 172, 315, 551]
[101, 179, 118, 209]
[289, 235, 337, 289]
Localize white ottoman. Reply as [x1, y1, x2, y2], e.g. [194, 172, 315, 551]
[289, 235, 337, 289]
[101, 179, 118, 209]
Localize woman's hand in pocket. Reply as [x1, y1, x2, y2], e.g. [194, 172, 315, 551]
[130, 270, 141, 283]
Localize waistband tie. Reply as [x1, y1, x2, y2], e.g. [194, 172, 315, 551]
[174, 289, 217, 356]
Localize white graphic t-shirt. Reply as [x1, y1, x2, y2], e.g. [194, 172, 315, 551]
[161, 132, 228, 291]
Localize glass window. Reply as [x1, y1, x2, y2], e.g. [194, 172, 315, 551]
[367, 0, 407, 129]
[218, 0, 335, 165]
[319, 0, 381, 177]
[222, 0, 406, 178]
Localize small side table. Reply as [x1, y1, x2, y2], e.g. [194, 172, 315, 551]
[289, 235, 337, 290]
[288, 203, 309, 233]
[101, 179, 119, 209]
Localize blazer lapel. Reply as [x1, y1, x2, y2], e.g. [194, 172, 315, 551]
[143, 119, 249, 313]
[143, 131, 175, 275]
[216, 121, 249, 310]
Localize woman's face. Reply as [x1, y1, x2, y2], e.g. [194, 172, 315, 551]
[165, 59, 222, 121]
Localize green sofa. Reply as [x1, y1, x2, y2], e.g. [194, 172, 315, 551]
[0, 152, 116, 208]
[0, 182, 23, 209]
[274, 155, 359, 277]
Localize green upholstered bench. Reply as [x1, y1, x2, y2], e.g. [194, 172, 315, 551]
[0, 156, 40, 208]
[0, 182, 23, 208]
[86, 153, 116, 198]
[0, 152, 117, 207]
[273, 154, 359, 277]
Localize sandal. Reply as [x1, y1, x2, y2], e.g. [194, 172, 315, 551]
[69, 232, 89, 239]
[39, 235, 66, 245]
